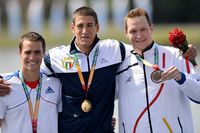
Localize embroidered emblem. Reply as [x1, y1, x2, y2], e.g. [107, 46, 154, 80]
[62, 56, 74, 70]
[101, 58, 108, 64]
[45, 87, 55, 94]
[126, 76, 133, 83]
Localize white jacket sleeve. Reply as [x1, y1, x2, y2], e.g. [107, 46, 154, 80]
[176, 53, 200, 103]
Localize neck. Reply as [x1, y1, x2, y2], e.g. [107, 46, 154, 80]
[79, 46, 91, 55]
[134, 49, 143, 56]
[21, 70, 40, 82]
[133, 41, 154, 56]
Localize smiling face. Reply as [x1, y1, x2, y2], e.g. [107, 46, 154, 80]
[124, 8, 153, 55]
[19, 39, 44, 73]
[125, 16, 153, 54]
[71, 15, 99, 54]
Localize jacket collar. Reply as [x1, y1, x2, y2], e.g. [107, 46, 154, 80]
[131, 41, 156, 57]
[69, 36, 100, 54]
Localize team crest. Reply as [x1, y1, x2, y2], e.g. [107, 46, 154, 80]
[62, 56, 74, 70]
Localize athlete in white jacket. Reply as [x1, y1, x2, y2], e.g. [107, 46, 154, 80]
[116, 8, 200, 133]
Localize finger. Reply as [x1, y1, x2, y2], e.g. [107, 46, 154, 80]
[183, 45, 193, 57]
[161, 67, 178, 81]
[188, 48, 197, 60]
[0, 82, 11, 96]
[184, 44, 197, 60]
[0, 91, 10, 96]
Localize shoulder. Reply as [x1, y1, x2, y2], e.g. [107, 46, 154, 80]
[98, 39, 132, 48]
[41, 73, 61, 85]
[3, 72, 20, 83]
[155, 43, 180, 55]
[48, 45, 70, 56]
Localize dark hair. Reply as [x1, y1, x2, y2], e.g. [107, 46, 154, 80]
[19, 31, 46, 52]
[72, 6, 99, 25]
[124, 8, 151, 32]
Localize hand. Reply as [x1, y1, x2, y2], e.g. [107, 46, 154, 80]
[183, 44, 197, 60]
[160, 66, 181, 81]
[111, 117, 116, 130]
[0, 78, 11, 96]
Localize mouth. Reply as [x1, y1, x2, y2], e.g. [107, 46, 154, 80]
[135, 39, 145, 43]
[81, 34, 90, 38]
[27, 61, 38, 65]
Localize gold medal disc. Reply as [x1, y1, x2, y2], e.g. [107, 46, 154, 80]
[151, 70, 163, 83]
[81, 99, 92, 113]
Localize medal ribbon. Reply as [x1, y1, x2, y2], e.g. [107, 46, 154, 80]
[135, 46, 159, 69]
[73, 47, 99, 94]
[19, 71, 42, 133]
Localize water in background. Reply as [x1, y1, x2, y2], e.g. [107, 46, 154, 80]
[0, 48, 200, 133]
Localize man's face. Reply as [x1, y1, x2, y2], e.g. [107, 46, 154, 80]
[19, 40, 44, 73]
[125, 16, 153, 53]
[71, 15, 99, 52]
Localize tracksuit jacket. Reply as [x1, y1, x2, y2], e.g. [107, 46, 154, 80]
[41, 36, 129, 133]
[116, 42, 200, 133]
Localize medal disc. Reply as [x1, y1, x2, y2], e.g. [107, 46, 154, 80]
[81, 99, 92, 113]
[151, 70, 163, 83]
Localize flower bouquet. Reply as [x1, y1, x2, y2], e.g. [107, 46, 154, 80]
[169, 28, 197, 67]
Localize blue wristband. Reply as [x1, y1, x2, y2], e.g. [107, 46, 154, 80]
[175, 72, 186, 85]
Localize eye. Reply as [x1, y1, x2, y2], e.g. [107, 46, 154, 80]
[141, 28, 147, 32]
[35, 50, 41, 54]
[88, 23, 94, 27]
[77, 24, 83, 29]
[25, 51, 31, 55]
[129, 30, 136, 34]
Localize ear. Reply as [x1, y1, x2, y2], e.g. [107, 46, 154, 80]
[96, 24, 100, 32]
[18, 50, 21, 56]
[125, 30, 128, 38]
[150, 24, 154, 33]
[71, 23, 75, 34]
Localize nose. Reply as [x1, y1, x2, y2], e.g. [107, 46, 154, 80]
[82, 27, 87, 33]
[29, 52, 36, 59]
[82, 25, 89, 34]
[136, 32, 141, 38]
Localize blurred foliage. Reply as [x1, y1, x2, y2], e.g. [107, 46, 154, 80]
[0, 23, 200, 49]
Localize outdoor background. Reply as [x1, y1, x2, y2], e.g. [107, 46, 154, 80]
[0, 0, 200, 133]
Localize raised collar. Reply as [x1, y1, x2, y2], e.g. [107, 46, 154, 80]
[69, 36, 100, 54]
[131, 41, 156, 57]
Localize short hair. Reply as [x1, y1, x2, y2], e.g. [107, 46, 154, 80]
[124, 8, 151, 32]
[72, 6, 99, 25]
[19, 31, 46, 52]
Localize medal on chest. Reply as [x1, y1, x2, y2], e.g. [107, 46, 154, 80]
[81, 99, 92, 113]
[151, 65, 163, 83]
[135, 46, 163, 83]
[73, 47, 99, 113]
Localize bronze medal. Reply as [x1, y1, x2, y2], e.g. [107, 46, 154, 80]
[151, 69, 163, 83]
[81, 99, 92, 113]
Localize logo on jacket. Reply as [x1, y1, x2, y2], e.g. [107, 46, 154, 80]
[45, 87, 55, 94]
[62, 56, 74, 70]
[101, 58, 108, 64]
[126, 76, 133, 83]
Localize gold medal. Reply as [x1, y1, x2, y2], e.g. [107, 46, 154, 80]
[151, 69, 163, 83]
[81, 99, 92, 113]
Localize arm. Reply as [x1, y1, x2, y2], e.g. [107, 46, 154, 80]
[160, 65, 200, 102]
